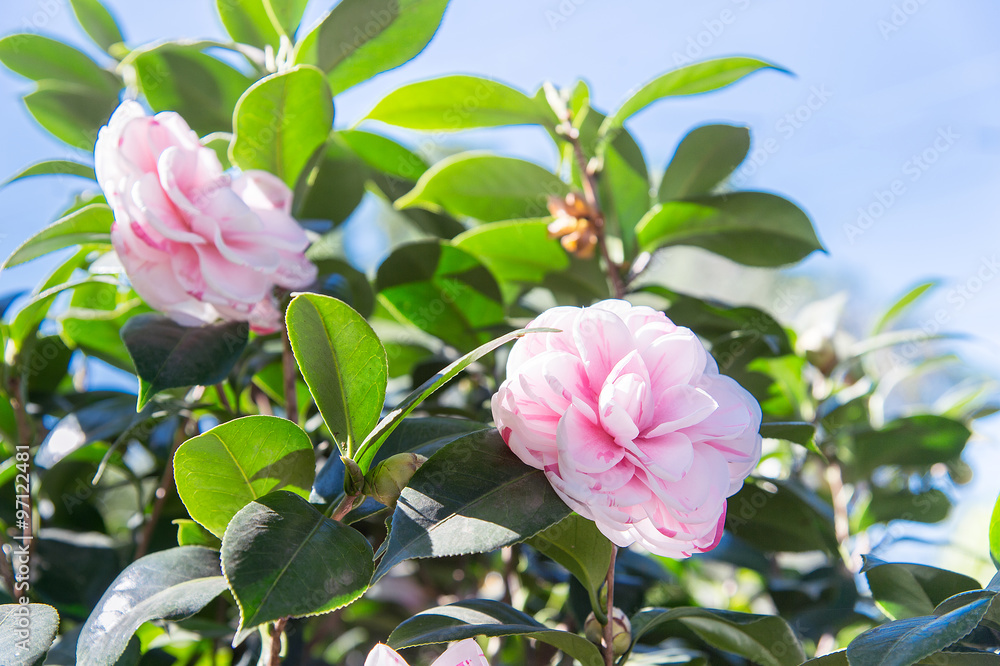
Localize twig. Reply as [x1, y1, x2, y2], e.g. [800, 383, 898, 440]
[825, 462, 856, 570]
[269, 617, 287, 666]
[134, 422, 186, 560]
[215, 383, 233, 415]
[281, 325, 298, 425]
[603, 546, 618, 666]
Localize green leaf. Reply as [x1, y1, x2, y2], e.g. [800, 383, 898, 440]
[858, 487, 950, 529]
[396, 153, 569, 222]
[60, 284, 151, 372]
[873, 281, 939, 335]
[173, 519, 222, 549]
[0, 603, 59, 665]
[339, 129, 428, 181]
[231, 65, 334, 187]
[285, 293, 387, 456]
[845, 596, 995, 666]
[68, 0, 125, 53]
[221, 491, 374, 632]
[264, 0, 311, 37]
[3, 159, 96, 187]
[23, 81, 119, 150]
[658, 124, 750, 201]
[452, 219, 569, 301]
[861, 557, 981, 620]
[217, 0, 281, 49]
[849, 415, 971, 477]
[35, 392, 137, 469]
[528, 514, 613, 617]
[373, 429, 572, 581]
[293, 0, 450, 96]
[8, 255, 109, 345]
[627, 607, 807, 666]
[759, 422, 817, 446]
[120, 314, 249, 409]
[133, 43, 255, 136]
[296, 136, 368, 225]
[376, 240, 505, 352]
[801, 651, 849, 665]
[77, 546, 228, 666]
[174, 415, 315, 539]
[388, 599, 603, 666]
[355, 327, 555, 472]
[365, 75, 554, 130]
[311, 258, 375, 319]
[599, 127, 650, 260]
[600, 57, 785, 142]
[636, 192, 824, 267]
[1, 203, 112, 271]
[990, 491, 1000, 568]
[0, 33, 118, 90]
[726, 477, 839, 554]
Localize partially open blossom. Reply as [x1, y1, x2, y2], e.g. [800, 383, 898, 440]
[547, 193, 598, 259]
[492, 300, 762, 558]
[95, 101, 316, 332]
[365, 639, 488, 666]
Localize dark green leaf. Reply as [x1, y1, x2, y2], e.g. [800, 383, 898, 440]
[311, 258, 375, 319]
[850, 416, 971, 476]
[23, 81, 119, 150]
[395, 153, 569, 222]
[77, 546, 228, 665]
[373, 429, 572, 581]
[68, 0, 125, 53]
[133, 43, 255, 136]
[628, 607, 807, 666]
[217, 0, 281, 48]
[339, 129, 428, 181]
[861, 557, 981, 620]
[658, 124, 750, 201]
[760, 422, 816, 447]
[388, 599, 603, 666]
[296, 136, 367, 225]
[375, 240, 505, 351]
[0, 603, 59, 665]
[221, 491, 374, 631]
[365, 75, 554, 130]
[858, 487, 951, 529]
[528, 514, 613, 616]
[726, 477, 838, 554]
[1, 203, 112, 270]
[120, 314, 249, 409]
[0, 33, 118, 90]
[802, 651, 849, 665]
[3, 159, 96, 187]
[35, 393, 138, 469]
[174, 415, 315, 539]
[636, 192, 824, 267]
[231, 65, 334, 187]
[293, 0, 450, 95]
[286, 293, 387, 456]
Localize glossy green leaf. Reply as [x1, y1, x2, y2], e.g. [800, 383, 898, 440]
[3, 159, 96, 187]
[528, 514, 613, 616]
[8, 255, 107, 344]
[858, 486, 950, 529]
[600, 57, 784, 141]
[77, 547, 228, 665]
[760, 422, 816, 446]
[802, 651, 849, 665]
[60, 282, 150, 372]
[221, 491, 374, 631]
[339, 129, 428, 181]
[388, 599, 603, 666]
[231, 65, 333, 187]
[120, 314, 249, 409]
[395, 153, 569, 222]
[35, 392, 137, 469]
[293, 0, 449, 95]
[285, 293, 387, 455]
[265, 0, 311, 37]
[658, 124, 750, 201]
[850, 415, 971, 476]
[636, 192, 823, 267]
[133, 44, 255, 136]
[846, 596, 994, 666]
[1, 203, 112, 270]
[726, 477, 838, 554]
[627, 607, 806, 666]
[68, 0, 125, 53]
[373, 429, 572, 581]
[296, 136, 368, 224]
[365, 75, 554, 130]
[217, 0, 280, 49]
[376, 241, 505, 351]
[23, 81, 119, 150]
[311, 258, 375, 319]
[873, 281, 939, 335]
[174, 415, 315, 539]
[861, 557, 980, 620]
[0, 603, 59, 665]
[0, 33, 118, 90]
[990, 491, 1000, 567]
[173, 519, 222, 549]
[355, 327, 554, 472]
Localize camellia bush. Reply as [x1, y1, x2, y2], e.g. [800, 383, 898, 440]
[1, 2, 999, 665]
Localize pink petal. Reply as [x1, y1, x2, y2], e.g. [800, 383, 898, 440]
[556, 403, 622, 473]
[432, 639, 489, 666]
[365, 644, 409, 666]
[573, 307, 634, 392]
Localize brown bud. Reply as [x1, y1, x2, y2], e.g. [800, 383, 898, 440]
[363, 453, 427, 508]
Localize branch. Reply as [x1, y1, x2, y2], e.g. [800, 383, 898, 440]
[603, 546, 618, 666]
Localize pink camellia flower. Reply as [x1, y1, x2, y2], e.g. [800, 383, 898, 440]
[365, 639, 488, 666]
[492, 299, 762, 558]
[95, 101, 317, 332]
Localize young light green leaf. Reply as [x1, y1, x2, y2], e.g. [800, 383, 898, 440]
[286, 293, 387, 456]
[3, 159, 96, 187]
[1, 203, 112, 270]
[174, 415, 316, 539]
[388, 599, 603, 666]
[528, 514, 613, 617]
[68, 0, 125, 53]
[373, 429, 572, 581]
[231, 65, 334, 187]
[365, 75, 554, 130]
[263, 0, 310, 37]
[990, 491, 1000, 568]
[600, 57, 785, 142]
[395, 153, 569, 222]
[0, 603, 59, 665]
[221, 491, 374, 632]
[658, 124, 750, 201]
[873, 281, 939, 335]
[293, 0, 450, 95]
[0, 33, 118, 91]
[216, 0, 281, 49]
[452, 219, 570, 296]
[339, 129, 428, 181]
[635, 192, 824, 267]
[77, 547, 228, 666]
[23, 80, 119, 150]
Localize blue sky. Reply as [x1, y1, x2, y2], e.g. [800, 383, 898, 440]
[1, 0, 999, 572]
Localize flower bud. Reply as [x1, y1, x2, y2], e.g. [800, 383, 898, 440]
[363, 453, 427, 508]
[342, 456, 365, 496]
[582, 608, 631, 655]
